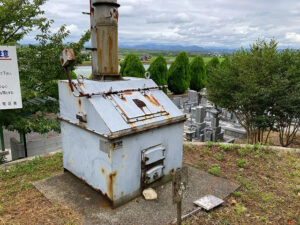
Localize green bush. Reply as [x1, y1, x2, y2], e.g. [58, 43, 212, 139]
[206, 56, 220, 80]
[147, 55, 168, 86]
[167, 51, 190, 94]
[120, 54, 145, 78]
[190, 56, 206, 91]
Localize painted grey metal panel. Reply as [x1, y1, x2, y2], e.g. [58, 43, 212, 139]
[60, 79, 185, 136]
[110, 123, 183, 204]
[109, 91, 168, 123]
[59, 81, 111, 136]
[61, 122, 112, 196]
[142, 145, 165, 165]
[145, 165, 164, 184]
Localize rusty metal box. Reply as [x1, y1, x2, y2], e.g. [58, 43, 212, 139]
[58, 78, 186, 207]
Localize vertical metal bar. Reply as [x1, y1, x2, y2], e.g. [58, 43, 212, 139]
[0, 125, 5, 152]
[23, 133, 28, 158]
[177, 200, 182, 225]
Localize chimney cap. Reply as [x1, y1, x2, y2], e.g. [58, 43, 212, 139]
[93, 0, 120, 7]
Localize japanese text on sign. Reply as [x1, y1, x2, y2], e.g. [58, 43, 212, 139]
[0, 46, 22, 110]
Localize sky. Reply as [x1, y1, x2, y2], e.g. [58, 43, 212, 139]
[24, 0, 300, 49]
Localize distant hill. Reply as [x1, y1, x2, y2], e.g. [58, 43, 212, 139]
[84, 42, 236, 55]
[119, 43, 205, 52]
[118, 43, 236, 54]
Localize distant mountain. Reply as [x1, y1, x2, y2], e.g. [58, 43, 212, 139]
[119, 43, 205, 52]
[83, 42, 236, 54]
[118, 43, 237, 54]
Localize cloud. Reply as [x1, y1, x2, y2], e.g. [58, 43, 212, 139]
[285, 32, 300, 43]
[20, 0, 300, 48]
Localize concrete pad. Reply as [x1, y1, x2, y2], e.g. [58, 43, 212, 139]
[33, 166, 239, 225]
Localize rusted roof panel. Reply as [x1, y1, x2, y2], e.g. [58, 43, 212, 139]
[59, 78, 186, 137]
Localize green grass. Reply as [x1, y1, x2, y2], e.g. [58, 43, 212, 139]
[237, 159, 246, 168]
[208, 164, 221, 176]
[183, 143, 300, 224]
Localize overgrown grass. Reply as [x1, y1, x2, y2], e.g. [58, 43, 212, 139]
[183, 143, 300, 224]
[0, 153, 81, 224]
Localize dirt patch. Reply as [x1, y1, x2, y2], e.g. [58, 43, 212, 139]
[0, 153, 82, 225]
[0, 188, 81, 225]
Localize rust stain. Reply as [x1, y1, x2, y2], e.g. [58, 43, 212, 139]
[78, 82, 86, 88]
[166, 114, 171, 120]
[168, 168, 175, 175]
[96, 28, 102, 73]
[78, 99, 82, 107]
[109, 35, 113, 73]
[67, 85, 72, 95]
[101, 168, 106, 175]
[144, 94, 161, 107]
[133, 99, 146, 113]
[107, 171, 117, 200]
[122, 154, 126, 159]
[123, 92, 132, 95]
[129, 122, 137, 128]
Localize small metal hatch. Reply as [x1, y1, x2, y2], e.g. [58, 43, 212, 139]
[107, 91, 169, 124]
[141, 145, 165, 185]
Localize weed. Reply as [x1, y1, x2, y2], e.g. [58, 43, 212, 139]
[259, 216, 267, 222]
[220, 144, 231, 151]
[193, 161, 203, 169]
[238, 148, 246, 156]
[232, 191, 242, 197]
[253, 142, 263, 151]
[0, 205, 3, 215]
[237, 159, 246, 168]
[262, 193, 271, 202]
[237, 175, 252, 190]
[236, 204, 247, 215]
[208, 164, 221, 176]
[207, 141, 214, 148]
[216, 153, 222, 161]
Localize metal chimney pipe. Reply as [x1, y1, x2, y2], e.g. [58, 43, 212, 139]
[90, 0, 121, 80]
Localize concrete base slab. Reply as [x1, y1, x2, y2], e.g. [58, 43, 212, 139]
[33, 166, 239, 225]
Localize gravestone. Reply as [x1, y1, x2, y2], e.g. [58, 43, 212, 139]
[188, 90, 198, 105]
[173, 97, 183, 109]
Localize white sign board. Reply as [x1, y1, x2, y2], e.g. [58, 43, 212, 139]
[0, 46, 22, 109]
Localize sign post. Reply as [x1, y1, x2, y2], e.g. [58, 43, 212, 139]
[0, 46, 23, 151]
[173, 167, 188, 225]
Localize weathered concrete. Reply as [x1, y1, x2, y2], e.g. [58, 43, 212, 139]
[33, 166, 239, 225]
